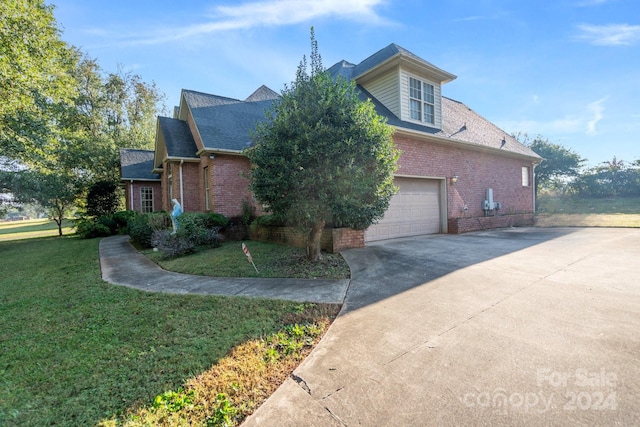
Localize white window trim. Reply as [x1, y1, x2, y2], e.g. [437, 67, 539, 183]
[408, 76, 436, 125]
[140, 186, 154, 213]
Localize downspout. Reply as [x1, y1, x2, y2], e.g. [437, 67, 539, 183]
[179, 159, 184, 209]
[129, 180, 134, 211]
[532, 162, 537, 214]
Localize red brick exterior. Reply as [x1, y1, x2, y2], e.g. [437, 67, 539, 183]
[210, 155, 256, 217]
[249, 225, 365, 252]
[122, 181, 162, 213]
[160, 160, 200, 212]
[393, 134, 535, 233]
[156, 132, 535, 236]
[159, 155, 261, 218]
[153, 111, 535, 239]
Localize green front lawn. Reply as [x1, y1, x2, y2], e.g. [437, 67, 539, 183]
[0, 237, 339, 426]
[0, 218, 74, 240]
[144, 240, 351, 279]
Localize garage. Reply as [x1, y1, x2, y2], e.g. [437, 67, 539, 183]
[365, 177, 443, 242]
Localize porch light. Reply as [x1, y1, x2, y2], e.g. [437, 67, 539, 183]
[450, 175, 459, 185]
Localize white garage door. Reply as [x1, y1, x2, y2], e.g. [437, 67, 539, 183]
[366, 177, 442, 242]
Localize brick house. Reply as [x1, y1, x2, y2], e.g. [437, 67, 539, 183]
[119, 148, 162, 213]
[120, 43, 541, 241]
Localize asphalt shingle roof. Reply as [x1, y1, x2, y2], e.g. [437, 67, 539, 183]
[119, 149, 160, 180]
[158, 116, 198, 158]
[166, 49, 538, 161]
[245, 85, 280, 102]
[183, 89, 276, 152]
[440, 97, 539, 158]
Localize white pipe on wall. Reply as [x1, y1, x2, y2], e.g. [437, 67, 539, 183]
[130, 180, 134, 211]
[179, 159, 184, 209]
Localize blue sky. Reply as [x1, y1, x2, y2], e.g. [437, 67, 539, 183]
[52, 0, 639, 166]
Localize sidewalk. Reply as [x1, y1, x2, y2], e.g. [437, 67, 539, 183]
[99, 235, 349, 304]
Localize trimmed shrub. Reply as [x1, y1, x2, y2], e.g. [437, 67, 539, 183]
[128, 215, 154, 248]
[256, 214, 287, 227]
[112, 210, 137, 232]
[151, 230, 196, 257]
[97, 215, 117, 234]
[76, 220, 112, 239]
[175, 213, 223, 247]
[127, 213, 169, 248]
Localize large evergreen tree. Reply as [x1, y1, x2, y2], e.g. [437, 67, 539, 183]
[247, 30, 399, 261]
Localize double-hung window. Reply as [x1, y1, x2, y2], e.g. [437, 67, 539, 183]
[140, 187, 154, 213]
[409, 77, 435, 125]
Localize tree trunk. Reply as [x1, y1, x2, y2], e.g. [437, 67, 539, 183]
[306, 218, 325, 262]
[55, 217, 63, 236]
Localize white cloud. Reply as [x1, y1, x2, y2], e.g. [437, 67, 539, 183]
[576, 23, 640, 46]
[499, 117, 584, 136]
[499, 98, 609, 137]
[124, 0, 390, 45]
[575, 0, 612, 6]
[586, 98, 607, 135]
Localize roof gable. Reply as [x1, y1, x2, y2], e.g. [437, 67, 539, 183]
[157, 116, 198, 159]
[351, 43, 456, 84]
[188, 99, 275, 152]
[245, 85, 279, 102]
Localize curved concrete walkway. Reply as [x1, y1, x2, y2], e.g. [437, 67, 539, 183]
[99, 235, 349, 304]
[99, 228, 640, 426]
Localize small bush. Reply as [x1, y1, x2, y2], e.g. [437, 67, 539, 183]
[241, 200, 256, 225]
[176, 213, 222, 247]
[192, 212, 228, 229]
[128, 215, 153, 248]
[112, 210, 137, 232]
[151, 230, 196, 257]
[256, 214, 286, 227]
[97, 215, 117, 234]
[75, 220, 112, 239]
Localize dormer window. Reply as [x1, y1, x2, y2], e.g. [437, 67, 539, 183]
[409, 77, 435, 125]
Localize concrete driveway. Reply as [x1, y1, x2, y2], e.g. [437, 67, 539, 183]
[244, 227, 640, 426]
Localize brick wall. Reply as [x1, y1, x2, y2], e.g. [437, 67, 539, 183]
[211, 155, 259, 217]
[448, 213, 534, 234]
[249, 225, 365, 252]
[122, 181, 162, 213]
[394, 135, 535, 232]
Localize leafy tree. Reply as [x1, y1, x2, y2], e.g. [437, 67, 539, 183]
[0, 0, 78, 165]
[61, 58, 165, 181]
[5, 169, 84, 236]
[573, 156, 640, 198]
[527, 137, 585, 195]
[247, 30, 399, 261]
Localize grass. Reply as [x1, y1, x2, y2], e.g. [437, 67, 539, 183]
[535, 194, 640, 227]
[0, 236, 341, 426]
[0, 218, 74, 241]
[144, 240, 351, 280]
